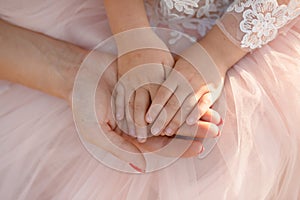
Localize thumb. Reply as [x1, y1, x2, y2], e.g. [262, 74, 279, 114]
[83, 124, 146, 173]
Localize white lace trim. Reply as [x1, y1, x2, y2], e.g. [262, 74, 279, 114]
[148, 0, 299, 48]
[147, 0, 232, 44]
[227, 0, 300, 49]
[164, 0, 200, 15]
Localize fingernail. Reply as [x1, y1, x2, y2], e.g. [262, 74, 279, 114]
[137, 138, 146, 143]
[146, 114, 153, 123]
[165, 128, 173, 136]
[198, 146, 205, 154]
[116, 113, 122, 120]
[151, 127, 160, 135]
[129, 129, 136, 137]
[217, 118, 223, 126]
[129, 163, 145, 173]
[217, 130, 222, 137]
[186, 117, 196, 125]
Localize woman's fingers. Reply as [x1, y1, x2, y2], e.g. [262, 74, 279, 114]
[162, 93, 198, 136]
[103, 127, 146, 172]
[96, 87, 116, 130]
[134, 87, 150, 143]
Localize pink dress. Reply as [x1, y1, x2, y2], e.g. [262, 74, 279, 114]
[1, 0, 300, 199]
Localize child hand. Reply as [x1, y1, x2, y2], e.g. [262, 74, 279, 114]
[146, 42, 226, 137]
[114, 28, 174, 143]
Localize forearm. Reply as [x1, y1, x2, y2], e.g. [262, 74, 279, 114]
[198, 25, 247, 75]
[104, 0, 150, 34]
[0, 19, 87, 100]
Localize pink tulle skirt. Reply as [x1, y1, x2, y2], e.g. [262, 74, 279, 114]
[0, 0, 300, 199]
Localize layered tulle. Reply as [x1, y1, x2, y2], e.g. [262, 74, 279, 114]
[0, 0, 300, 199]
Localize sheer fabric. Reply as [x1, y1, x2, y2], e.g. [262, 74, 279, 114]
[216, 0, 300, 50]
[0, 0, 300, 199]
[149, 0, 300, 50]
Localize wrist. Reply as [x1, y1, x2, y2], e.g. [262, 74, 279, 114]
[198, 26, 247, 75]
[53, 45, 88, 103]
[114, 28, 169, 56]
[104, 0, 150, 34]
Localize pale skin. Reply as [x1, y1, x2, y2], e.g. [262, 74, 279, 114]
[104, 0, 175, 142]
[0, 19, 223, 171]
[104, 0, 247, 142]
[0, 0, 292, 172]
[162, 0, 290, 134]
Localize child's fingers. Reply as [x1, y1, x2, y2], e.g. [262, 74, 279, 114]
[134, 87, 150, 143]
[150, 89, 185, 136]
[186, 92, 213, 125]
[163, 93, 198, 136]
[146, 78, 177, 123]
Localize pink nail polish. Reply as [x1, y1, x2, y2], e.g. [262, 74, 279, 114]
[198, 146, 205, 154]
[129, 163, 145, 173]
[217, 118, 223, 126]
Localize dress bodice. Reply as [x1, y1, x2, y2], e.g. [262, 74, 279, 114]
[147, 0, 300, 50]
[147, 0, 233, 43]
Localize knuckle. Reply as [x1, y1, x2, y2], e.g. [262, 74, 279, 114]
[191, 107, 201, 118]
[135, 119, 146, 127]
[169, 119, 181, 129]
[198, 105, 209, 116]
[134, 115, 146, 125]
[153, 94, 165, 105]
[202, 97, 212, 105]
[134, 103, 145, 112]
[156, 119, 166, 127]
[162, 81, 175, 93]
[183, 103, 195, 113]
[166, 98, 179, 110]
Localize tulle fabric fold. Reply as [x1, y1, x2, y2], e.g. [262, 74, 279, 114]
[0, 0, 300, 199]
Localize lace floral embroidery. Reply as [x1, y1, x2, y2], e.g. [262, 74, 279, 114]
[148, 0, 299, 48]
[147, 0, 232, 44]
[226, 0, 300, 49]
[164, 0, 200, 15]
[227, 0, 255, 12]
